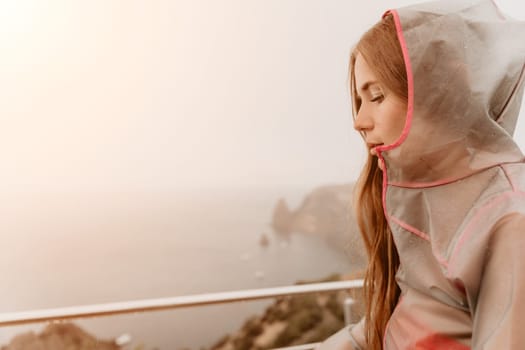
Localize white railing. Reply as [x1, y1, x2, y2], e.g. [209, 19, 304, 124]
[0, 280, 363, 326]
[0, 279, 364, 349]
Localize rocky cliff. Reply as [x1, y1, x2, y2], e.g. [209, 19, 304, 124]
[209, 273, 364, 350]
[272, 183, 366, 269]
[1, 323, 120, 350]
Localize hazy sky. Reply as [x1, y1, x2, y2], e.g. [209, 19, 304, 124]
[1, 0, 524, 191]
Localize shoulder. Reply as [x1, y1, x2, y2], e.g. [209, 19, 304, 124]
[444, 165, 525, 286]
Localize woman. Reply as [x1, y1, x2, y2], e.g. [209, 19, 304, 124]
[319, 0, 525, 349]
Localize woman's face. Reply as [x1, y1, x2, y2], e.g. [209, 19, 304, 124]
[353, 53, 407, 158]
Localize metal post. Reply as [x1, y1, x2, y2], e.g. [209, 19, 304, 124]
[344, 297, 356, 325]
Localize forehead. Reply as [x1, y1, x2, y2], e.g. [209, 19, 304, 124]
[354, 53, 379, 90]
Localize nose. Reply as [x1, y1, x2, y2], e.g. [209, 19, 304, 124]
[353, 108, 373, 133]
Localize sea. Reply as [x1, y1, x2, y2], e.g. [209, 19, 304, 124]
[0, 187, 358, 349]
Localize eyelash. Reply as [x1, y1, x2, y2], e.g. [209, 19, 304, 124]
[370, 95, 384, 103]
[354, 94, 383, 110]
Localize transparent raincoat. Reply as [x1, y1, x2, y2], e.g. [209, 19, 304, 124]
[321, 0, 525, 349]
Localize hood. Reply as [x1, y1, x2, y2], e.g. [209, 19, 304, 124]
[379, 0, 525, 186]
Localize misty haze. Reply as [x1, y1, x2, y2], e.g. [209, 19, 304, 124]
[1, 0, 524, 349]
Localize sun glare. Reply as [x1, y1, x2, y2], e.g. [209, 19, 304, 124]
[0, 0, 38, 35]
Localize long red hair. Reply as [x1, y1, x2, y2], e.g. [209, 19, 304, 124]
[349, 14, 407, 350]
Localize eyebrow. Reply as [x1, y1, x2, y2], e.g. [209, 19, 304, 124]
[358, 80, 380, 93]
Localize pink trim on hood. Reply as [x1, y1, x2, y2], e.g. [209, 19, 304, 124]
[380, 9, 414, 156]
[388, 160, 525, 188]
[379, 9, 414, 218]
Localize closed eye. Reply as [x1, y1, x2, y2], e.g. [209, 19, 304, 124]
[370, 95, 384, 103]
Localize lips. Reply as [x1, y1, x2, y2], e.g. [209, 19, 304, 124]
[367, 142, 383, 148]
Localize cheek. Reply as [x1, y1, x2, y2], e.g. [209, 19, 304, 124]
[385, 108, 407, 142]
[393, 113, 407, 134]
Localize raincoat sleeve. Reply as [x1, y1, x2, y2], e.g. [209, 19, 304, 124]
[471, 213, 525, 349]
[315, 318, 366, 350]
